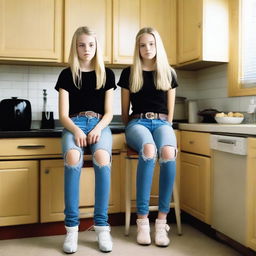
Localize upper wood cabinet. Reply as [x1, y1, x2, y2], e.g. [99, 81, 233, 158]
[0, 0, 63, 62]
[113, 0, 177, 65]
[64, 0, 112, 63]
[177, 0, 229, 70]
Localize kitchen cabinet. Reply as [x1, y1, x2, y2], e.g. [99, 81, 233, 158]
[113, 0, 176, 65]
[246, 138, 256, 251]
[0, 160, 38, 226]
[0, 134, 124, 226]
[0, 0, 63, 62]
[40, 154, 121, 223]
[0, 137, 61, 226]
[180, 131, 211, 224]
[177, 0, 229, 70]
[64, 0, 112, 63]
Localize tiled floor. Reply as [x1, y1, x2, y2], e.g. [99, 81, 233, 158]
[0, 224, 241, 256]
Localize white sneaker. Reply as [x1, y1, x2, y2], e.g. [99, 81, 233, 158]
[155, 219, 170, 247]
[136, 218, 151, 245]
[94, 225, 113, 252]
[63, 225, 78, 253]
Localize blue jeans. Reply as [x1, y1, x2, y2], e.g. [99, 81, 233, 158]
[62, 116, 112, 227]
[125, 118, 177, 215]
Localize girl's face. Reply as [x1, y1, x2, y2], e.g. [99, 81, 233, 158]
[139, 33, 156, 61]
[77, 34, 96, 62]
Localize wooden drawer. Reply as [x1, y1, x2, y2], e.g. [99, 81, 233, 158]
[181, 131, 210, 156]
[0, 138, 62, 157]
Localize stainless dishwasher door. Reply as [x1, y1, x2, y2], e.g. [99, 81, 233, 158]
[210, 134, 248, 245]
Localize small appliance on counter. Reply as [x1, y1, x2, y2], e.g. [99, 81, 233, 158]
[40, 89, 55, 129]
[188, 100, 199, 123]
[0, 97, 31, 131]
[174, 96, 188, 122]
[198, 108, 220, 123]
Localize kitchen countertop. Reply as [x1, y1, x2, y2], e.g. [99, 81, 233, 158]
[179, 123, 256, 136]
[0, 122, 126, 138]
[0, 122, 180, 138]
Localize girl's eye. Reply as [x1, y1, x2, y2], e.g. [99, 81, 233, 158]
[140, 44, 145, 47]
[89, 43, 94, 47]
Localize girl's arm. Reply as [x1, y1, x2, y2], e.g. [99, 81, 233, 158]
[121, 88, 130, 125]
[167, 88, 176, 123]
[87, 88, 114, 144]
[59, 88, 87, 147]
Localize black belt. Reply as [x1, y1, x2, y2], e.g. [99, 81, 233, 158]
[130, 112, 168, 120]
[70, 111, 102, 119]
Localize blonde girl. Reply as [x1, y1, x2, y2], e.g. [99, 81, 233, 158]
[118, 27, 178, 247]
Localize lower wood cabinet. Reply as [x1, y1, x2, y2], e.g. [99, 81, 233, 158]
[180, 152, 211, 224]
[247, 138, 256, 251]
[0, 160, 38, 226]
[40, 154, 121, 223]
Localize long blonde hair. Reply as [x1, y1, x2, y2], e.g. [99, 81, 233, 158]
[130, 27, 176, 93]
[68, 26, 106, 89]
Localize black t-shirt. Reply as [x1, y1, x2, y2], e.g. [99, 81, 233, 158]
[55, 67, 116, 115]
[117, 67, 178, 115]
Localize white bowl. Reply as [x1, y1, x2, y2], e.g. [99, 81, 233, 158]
[215, 116, 244, 124]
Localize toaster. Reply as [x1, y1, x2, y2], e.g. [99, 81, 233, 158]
[0, 97, 32, 131]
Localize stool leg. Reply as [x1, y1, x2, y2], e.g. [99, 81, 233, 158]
[173, 182, 182, 235]
[125, 158, 132, 236]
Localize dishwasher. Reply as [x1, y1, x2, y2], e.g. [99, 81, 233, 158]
[210, 134, 248, 245]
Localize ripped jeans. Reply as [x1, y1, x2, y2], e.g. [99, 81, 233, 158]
[62, 116, 112, 227]
[125, 118, 177, 215]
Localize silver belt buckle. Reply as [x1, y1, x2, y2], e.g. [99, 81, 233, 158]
[145, 112, 155, 119]
[84, 111, 95, 117]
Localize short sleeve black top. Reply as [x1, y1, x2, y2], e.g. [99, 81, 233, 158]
[55, 67, 116, 115]
[117, 66, 178, 115]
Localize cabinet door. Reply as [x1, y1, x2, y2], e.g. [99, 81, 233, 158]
[180, 152, 211, 224]
[0, 0, 62, 62]
[0, 161, 38, 226]
[64, 0, 112, 63]
[113, 0, 176, 65]
[113, 0, 140, 64]
[140, 0, 176, 65]
[247, 138, 256, 251]
[40, 156, 120, 223]
[177, 0, 202, 64]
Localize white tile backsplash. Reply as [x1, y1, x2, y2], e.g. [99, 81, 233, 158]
[0, 63, 254, 121]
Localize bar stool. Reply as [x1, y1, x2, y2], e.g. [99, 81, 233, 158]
[125, 146, 182, 236]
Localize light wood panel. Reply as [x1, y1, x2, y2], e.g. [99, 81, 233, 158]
[177, 0, 229, 69]
[64, 0, 112, 63]
[181, 131, 210, 156]
[40, 155, 121, 223]
[0, 160, 38, 226]
[0, 0, 62, 62]
[246, 138, 256, 251]
[180, 152, 211, 224]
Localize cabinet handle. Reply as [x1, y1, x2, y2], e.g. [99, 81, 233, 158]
[189, 141, 194, 144]
[217, 139, 236, 145]
[17, 145, 46, 149]
[45, 169, 50, 174]
[198, 22, 201, 28]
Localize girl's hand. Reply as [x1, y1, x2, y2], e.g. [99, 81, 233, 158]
[73, 128, 87, 147]
[87, 127, 102, 144]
